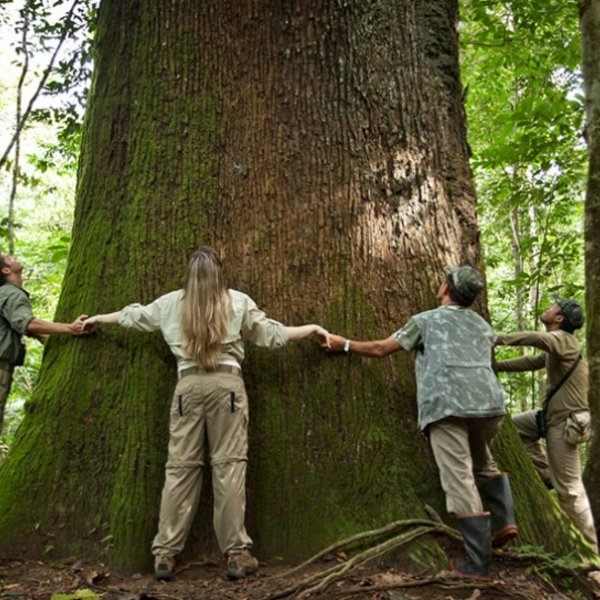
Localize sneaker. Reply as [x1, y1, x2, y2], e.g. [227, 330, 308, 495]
[226, 549, 259, 580]
[154, 554, 175, 581]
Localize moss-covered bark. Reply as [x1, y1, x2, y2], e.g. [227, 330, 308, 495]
[0, 0, 590, 571]
[581, 0, 600, 531]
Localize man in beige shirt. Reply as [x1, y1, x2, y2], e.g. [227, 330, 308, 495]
[495, 298, 597, 550]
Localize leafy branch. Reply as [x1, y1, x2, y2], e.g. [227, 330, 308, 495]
[0, 0, 82, 173]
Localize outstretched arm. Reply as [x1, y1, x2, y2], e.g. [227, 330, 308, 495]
[27, 315, 88, 337]
[83, 311, 121, 330]
[324, 334, 402, 358]
[285, 324, 330, 344]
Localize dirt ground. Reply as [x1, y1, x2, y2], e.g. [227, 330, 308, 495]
[2, 550, 600, 600]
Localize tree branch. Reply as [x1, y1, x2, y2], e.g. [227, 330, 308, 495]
[0, 0, 82, 173]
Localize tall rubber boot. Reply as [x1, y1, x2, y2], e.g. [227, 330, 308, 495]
[478, 474, 518, 547]
[451, 512, 492, 578]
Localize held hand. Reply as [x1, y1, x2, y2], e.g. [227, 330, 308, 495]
[70, 314, 89, 336]
[324, 333, 347, 352]
[312, 325, 331, 348]
[82, 315, 101, 332]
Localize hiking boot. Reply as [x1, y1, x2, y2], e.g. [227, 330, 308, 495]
[478, 474, 518, 548]
[450, 512, 492, 578]
[154, 554, 175, 581]
[227, 549, 259, 580]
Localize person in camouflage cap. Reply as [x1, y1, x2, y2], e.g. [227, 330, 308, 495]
[320, 265, 517, 578]
[495, 297, 597, 551]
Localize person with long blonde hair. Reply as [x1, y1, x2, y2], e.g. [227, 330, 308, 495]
[84, 247, 329, 581]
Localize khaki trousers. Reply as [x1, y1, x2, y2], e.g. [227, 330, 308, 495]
[151, 371, 253, 558]
[514, 410, 598, 549]
[429, 416, 504, 515]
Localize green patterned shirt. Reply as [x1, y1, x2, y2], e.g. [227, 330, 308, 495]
[393, 305, 505, 431]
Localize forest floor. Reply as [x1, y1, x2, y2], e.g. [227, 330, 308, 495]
[2, 547, 600, 600]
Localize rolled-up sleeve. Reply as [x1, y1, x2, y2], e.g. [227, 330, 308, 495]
[241, 297, 288, 349]
[118, 301, 162, 332]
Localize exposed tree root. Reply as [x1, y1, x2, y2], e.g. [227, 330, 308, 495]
[266, 516, 599, 599]
[266, 519, 459, 599]
[272, 518, 460, 581]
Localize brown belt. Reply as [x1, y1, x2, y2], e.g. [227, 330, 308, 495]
[178, 365, 241, 379]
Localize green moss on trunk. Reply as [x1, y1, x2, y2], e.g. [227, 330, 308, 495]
[0, 0, 591, 571]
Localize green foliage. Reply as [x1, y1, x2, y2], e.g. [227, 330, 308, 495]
[0, 1, 95, 444]
[0, 119, 76, 447]
[460, 0, 586, 410]
[5, 0, 98, 161]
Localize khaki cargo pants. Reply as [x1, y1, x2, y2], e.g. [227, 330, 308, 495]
[514, 410, 598, 550]
[429, 415, 504, 515]
[151, 370, 252, 558]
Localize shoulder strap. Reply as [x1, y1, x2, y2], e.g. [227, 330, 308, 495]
[543, 353, 583, 412]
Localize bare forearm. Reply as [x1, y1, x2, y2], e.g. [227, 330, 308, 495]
[328, 335, 402, 357]
[284, 324, 323, 341]
[28, 318, 75, 336]
[90, 312, 121, 325]
[82, 311, 122, 332]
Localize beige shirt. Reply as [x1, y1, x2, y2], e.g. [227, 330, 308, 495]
[495, 330, 588, 424]
[119, 289, 288, 372]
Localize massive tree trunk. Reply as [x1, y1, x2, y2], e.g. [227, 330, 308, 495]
[581, 0, 600, 526]
[0, 0, 590, 571]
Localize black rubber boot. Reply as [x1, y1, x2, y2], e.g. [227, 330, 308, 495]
[451, 512, 492, 578]
[478, 474, 518, 547]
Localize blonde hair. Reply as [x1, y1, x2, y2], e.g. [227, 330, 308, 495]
[180, 247, 231, 369]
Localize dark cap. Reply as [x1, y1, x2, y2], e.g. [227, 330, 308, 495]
[447, 265, 484, 297]
[555, 297, 585, 329]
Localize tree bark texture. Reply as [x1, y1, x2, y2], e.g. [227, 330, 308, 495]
[581, 0, 600, 528]
[0, 0, 590, 570]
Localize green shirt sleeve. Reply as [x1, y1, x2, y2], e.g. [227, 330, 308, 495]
[495, 353, 546, 372]
[0, 286, 34, 335]
[495, 331, 564, 355]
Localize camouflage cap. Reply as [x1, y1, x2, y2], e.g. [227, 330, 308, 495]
[447, 265, 484, 297]
[555, 297, 585, 329]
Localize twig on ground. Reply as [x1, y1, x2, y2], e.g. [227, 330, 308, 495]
[322, 576, 534, 600]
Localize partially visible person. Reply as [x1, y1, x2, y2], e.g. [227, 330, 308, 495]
[83, 247, 330, 582]
[0, 252, 87, 434]
[319, 266, 516, 579]
[495, 298, 597, 551]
